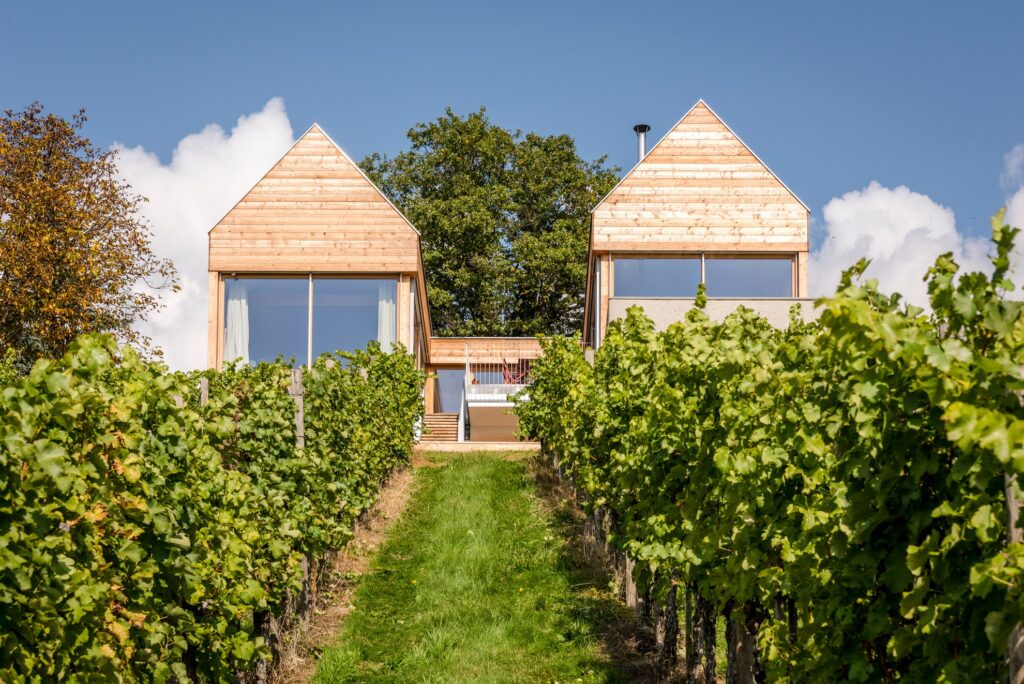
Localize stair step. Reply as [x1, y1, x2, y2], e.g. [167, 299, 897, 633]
[421, 413, 460, 442]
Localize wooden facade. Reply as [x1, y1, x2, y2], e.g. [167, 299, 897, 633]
[207, 124, 432, 368]
[427, 337, 544, 366]
[583, 100, 810, 347]
[423, 337, 543, 413]
[207, 104, 809, 425]
[209, 125, 420, 273]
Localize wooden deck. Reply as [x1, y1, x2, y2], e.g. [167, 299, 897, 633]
[413, 441, 541, 453]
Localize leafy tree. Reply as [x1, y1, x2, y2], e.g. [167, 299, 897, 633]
[0, 103, 177, 371]
[362, 107, 618, 336]
[0, 348, 17, 386]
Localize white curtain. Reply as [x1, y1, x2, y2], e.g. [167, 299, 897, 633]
[224, 282, 250, 365]
[377, 281, 396, 351]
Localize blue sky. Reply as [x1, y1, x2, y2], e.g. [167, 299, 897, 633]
[5, 1, 1021, 236]
[4, 0, 1023, 368]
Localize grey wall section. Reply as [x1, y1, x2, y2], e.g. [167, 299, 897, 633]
[608, 297, 819, 331]
[468, 405, 521, 442]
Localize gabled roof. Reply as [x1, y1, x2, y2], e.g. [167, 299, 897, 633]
[208, 124, 422, 273]
[590, 100, 809, 253]
[209, 123, 420, 236]
[594, 100, 808, 212]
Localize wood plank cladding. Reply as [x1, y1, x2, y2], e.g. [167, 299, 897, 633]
[428, 337, 544, 366]
[591, 101, 808, 252]
[209, 125, 420, 273]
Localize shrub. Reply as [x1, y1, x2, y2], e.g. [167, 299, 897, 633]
[0, 336, 422, 681]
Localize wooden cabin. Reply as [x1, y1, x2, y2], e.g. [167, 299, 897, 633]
[583, 100, 814, 347]
[206, 124, 537, 442]
[207, 124, 430, 371]
[424, 337, 543, 442]
[207, 102, 811, 441]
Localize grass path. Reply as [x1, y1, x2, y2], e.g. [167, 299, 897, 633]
[313, 452, 644, 683]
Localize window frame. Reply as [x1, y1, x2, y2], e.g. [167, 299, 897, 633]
[222, 273, 400, 367]
[610, 252, 796, 299]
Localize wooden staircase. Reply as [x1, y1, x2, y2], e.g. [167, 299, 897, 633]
[421, 413, 459, 443]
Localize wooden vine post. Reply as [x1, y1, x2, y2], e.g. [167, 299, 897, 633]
[1007, 474, 1024, 683]
[289, 368, 304, 449]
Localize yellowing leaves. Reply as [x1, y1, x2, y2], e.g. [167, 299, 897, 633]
[520, 214, 1024, 680]
[82, 503, 107, 524]
[0, 103, 177, 366]
[0, 335, 423, 680]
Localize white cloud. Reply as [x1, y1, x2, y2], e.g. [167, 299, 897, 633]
[1008, 187, 1024, 234]
[1003, 144, 1024, 193]
[115, 98, 295, 370]
[1004, 143, 1024, 234]
[809, 181, 991, 307]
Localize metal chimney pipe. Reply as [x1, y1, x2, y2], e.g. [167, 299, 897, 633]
[633, 123, 651, 162]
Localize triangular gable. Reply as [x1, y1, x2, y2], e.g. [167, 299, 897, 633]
[209, 124, 421, 272]
[591, 100, 808, 252]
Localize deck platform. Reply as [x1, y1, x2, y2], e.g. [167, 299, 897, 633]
[413, 441, 541, 453]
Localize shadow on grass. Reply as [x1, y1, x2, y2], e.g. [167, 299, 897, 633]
[315, 452, 650, 683]
[528, 454, 663, 684]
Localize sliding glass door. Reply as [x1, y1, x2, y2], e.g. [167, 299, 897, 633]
[223, 276, 398, 366]
[312, 278, 396, 360]
[224, 278, 308, 366]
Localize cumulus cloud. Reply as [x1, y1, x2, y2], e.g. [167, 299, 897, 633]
[809, 181, 991, 307]
[1004, 144, 1024, 232]
[115, 98, 295, 370]
[1003, 144, 1024, 193]
[1008, 188, 1024, 233]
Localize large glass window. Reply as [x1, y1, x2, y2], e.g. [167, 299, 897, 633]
[612, 255, 795, 298]
[223, 276, 398, 367]
[705, 258, 793, 297]
[614, 258, 702, 297]
[224, 278, 308, 366]
[436, 369, 465, 413]
[312, 278, 396, 359]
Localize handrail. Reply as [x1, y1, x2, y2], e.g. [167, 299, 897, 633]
[457, 387, 465, 443]
[459, 342, 469, 442]
[414, 383, 425, 443]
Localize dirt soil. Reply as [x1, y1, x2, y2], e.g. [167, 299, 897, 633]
[272, 466, 417, 683]
[274, 450, 666, 683]
[528, 455, 664, 683]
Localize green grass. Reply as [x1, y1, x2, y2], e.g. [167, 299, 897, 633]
[314, 452, 632, 683]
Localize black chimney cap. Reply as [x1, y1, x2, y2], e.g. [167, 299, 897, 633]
[633, 123, 651, 134]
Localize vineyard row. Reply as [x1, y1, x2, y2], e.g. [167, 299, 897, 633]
[517, 218, 1024, 681]
[0, 337, 423, 682]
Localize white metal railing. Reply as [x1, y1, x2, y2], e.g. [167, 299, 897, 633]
[458, 341, 536, 440]
[457, 387, 466, 442]
[466, 383, 529, 402]
[414, 383, 424, 443]
[462, 340, 534, 403]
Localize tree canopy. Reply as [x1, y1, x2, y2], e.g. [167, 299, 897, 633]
[0, 103, 177, 371]
[361, 107, 619, 337]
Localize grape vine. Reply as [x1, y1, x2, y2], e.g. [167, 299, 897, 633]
[518, 213, 1024, 680]
[0, 338, 423, 681]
